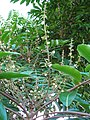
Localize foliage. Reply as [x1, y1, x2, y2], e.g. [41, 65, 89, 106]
[0, 0, 90, 120]
[46, 0, 90, 43]
[0, 102, 7, 120]
[11, 0, 41, 5]
[59, 90, 77, 107]
[77, 44, 90, 62]
[0, 51, 20, 58]
[52, 64, 82, 84]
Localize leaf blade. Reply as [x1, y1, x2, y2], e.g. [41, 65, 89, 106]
[59, 90, 77, 107]
[0, 72, 29, 79]
[0, 102, 7, 120]
[77, 44, 90, 62]
[52, 64, 82, 84]
[0, 51, 20, 58]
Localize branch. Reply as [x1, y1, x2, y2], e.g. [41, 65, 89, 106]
[5, 106, 24, 120]
[0, 91, 29, 119]
[35, 111, 90, 120]
[34, 79, 90, 116]
[68, 79, 90, 92]
[34, 95, 58, 116]
[48, 111, 90, 116]
[43, 115, 90, 120]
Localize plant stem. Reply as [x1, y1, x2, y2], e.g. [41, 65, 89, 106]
[44, 3, 50, 62]
[0, 91, 30, 119]
[5, 106, 24, 120]
[68, 79, 90, 92]
[35, 111, 90, 120]
[33, 79, 90, 118]
[34, 95, 58, 116]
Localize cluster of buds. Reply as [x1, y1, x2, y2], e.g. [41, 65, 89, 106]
[68, 38, 74, 65]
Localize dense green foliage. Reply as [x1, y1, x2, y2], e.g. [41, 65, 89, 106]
[0, 0, 90, 120]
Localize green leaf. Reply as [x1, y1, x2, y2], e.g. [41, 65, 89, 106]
[1, 31, 10, 44]
[80, 72, 89, 76]
[33, 3, 41, 10]
[1, 97, 19, 112]
[12, 23, 16, 31]
[85, 64, 90, 72]
[20, 0, 26, 4]
[1, 31, 9, 40]
[38, 84, 48, 87]
[0, 102, 7, 120]
[10, 0, 19, 3]
[31, 0, 34, 3]
[0, 72, 29, 79]
[26, 0, 30, 6]
[4, 35, 9, 44]
[75, 96, 90, 112]
[50, 40, 69, 47]
[77, 44, 90, 62]
[59, 90, 77, 107]
[52, 64, 82, 84]
[25, 83, 34, 88]
[0, 51, 20, 58]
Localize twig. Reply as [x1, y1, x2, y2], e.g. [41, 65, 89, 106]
[43, 115, 90, 120]
[68, 79, 90, 92]
[48, 111, 90, 116]
[34, 79, 90, 117]
[35, 111, 90, 120]
[0, 91, 30, 119]
[34, 95, 58, 116]
[1, 79, 90, 120]
[5, 106, 24, 120]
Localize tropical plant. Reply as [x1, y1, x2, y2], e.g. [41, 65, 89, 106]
[0, 0, 90, 120]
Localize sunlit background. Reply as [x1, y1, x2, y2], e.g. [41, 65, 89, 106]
[0, 0, 33, 19]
